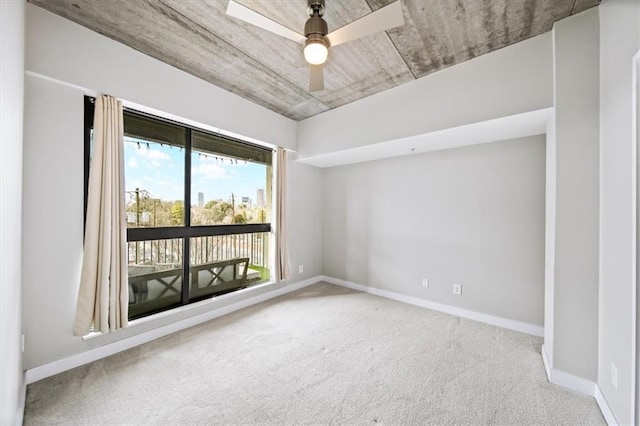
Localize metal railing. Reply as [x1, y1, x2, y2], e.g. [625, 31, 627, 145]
[127, 232, 270, 269]
[190, 232, 269, 268]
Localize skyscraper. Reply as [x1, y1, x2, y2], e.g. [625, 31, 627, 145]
[257, 188, 265, 207]
[198, 192, 204, 207]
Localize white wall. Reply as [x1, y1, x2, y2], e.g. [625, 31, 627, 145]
[22, 6, 322, 370]
[550, 7, 600, 383]
[0, 0, 25, 423]
[322, 136, 546, 327]
[298, 32, 552, 159]
[25, 4, 296, 150]
[544, 114, 556, 366]
[287, 154, 324, 282]
[599, 1, 640, 424]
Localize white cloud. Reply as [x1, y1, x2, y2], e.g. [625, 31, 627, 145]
[128, 158, 138, 168]
[137, 148, 170, 161]
[130, 147, 172, 167]
[193, 161, 229, 179]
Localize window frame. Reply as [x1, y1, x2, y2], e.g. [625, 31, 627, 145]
[84, 96, 273, 318]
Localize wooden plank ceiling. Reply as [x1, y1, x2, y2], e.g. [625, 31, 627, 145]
[29, 0, 599, 121]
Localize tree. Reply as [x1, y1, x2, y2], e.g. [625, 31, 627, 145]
[257, 208, 266, 223]
[171, 201, 184, 225]
[233, 213, 247, 224]
[214, 201, 233, 223]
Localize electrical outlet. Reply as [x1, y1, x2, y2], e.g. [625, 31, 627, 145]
[611, 362, 618, 390]
[452, 284, 462, 295]
[422, 278, 429, 288]
[21, 333, 25, 352]
[298, 265, 304, 274]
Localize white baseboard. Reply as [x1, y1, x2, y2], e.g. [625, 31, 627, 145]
[321, 276, 544, 337]
[541, 344, 552, 381]
[16, 372, 26, 424]
[25, 276, 322, 384]
[549, 368, 596, 396]
[541, 344, 619, 425]
[595, 385, 619, 425]
[539, 344, 597, 397]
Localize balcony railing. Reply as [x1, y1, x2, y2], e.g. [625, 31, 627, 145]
[127, 232, 269, 269]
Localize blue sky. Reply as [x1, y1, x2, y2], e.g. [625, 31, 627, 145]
[124, 137, 267, 205]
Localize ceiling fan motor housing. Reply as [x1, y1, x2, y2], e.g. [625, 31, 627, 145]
[304, 15, 328, 38]
[307, 0, 325, 18]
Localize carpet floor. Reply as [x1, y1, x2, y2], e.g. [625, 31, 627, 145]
[24, 282, 605, 425]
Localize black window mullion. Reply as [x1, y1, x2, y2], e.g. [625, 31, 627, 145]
[127, 223, 271, 242]
[83, 96, 95, 229]
[182, 128, 192, 305]
[185, 128, 192, 227]
[181, 237, 189, 305]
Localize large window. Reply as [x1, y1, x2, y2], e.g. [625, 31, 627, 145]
[85, 97, 273, 319]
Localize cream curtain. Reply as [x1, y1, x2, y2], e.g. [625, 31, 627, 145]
[73, 95, 128, 336]
[275, 147, 291, 282]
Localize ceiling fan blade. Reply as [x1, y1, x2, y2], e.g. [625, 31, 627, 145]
[226, 0, 306, 45]
[326, 0, 404, 47]
[309, 64, 324, 92]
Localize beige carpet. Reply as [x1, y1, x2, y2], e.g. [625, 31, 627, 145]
[25, 282, 604, 425]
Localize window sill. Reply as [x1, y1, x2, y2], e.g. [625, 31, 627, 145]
[81, 331, 103, 341]
[82, 280, 276, 341]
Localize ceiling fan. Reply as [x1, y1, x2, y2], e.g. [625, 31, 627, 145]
[226, 0, 405, 92]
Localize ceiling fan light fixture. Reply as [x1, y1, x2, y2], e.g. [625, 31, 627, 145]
[303, 37, 329, 65]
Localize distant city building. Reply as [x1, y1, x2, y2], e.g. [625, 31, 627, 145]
[198, 192, 204, 207]
[241, 196, 251, 205]
[257, 188, 265, 207]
